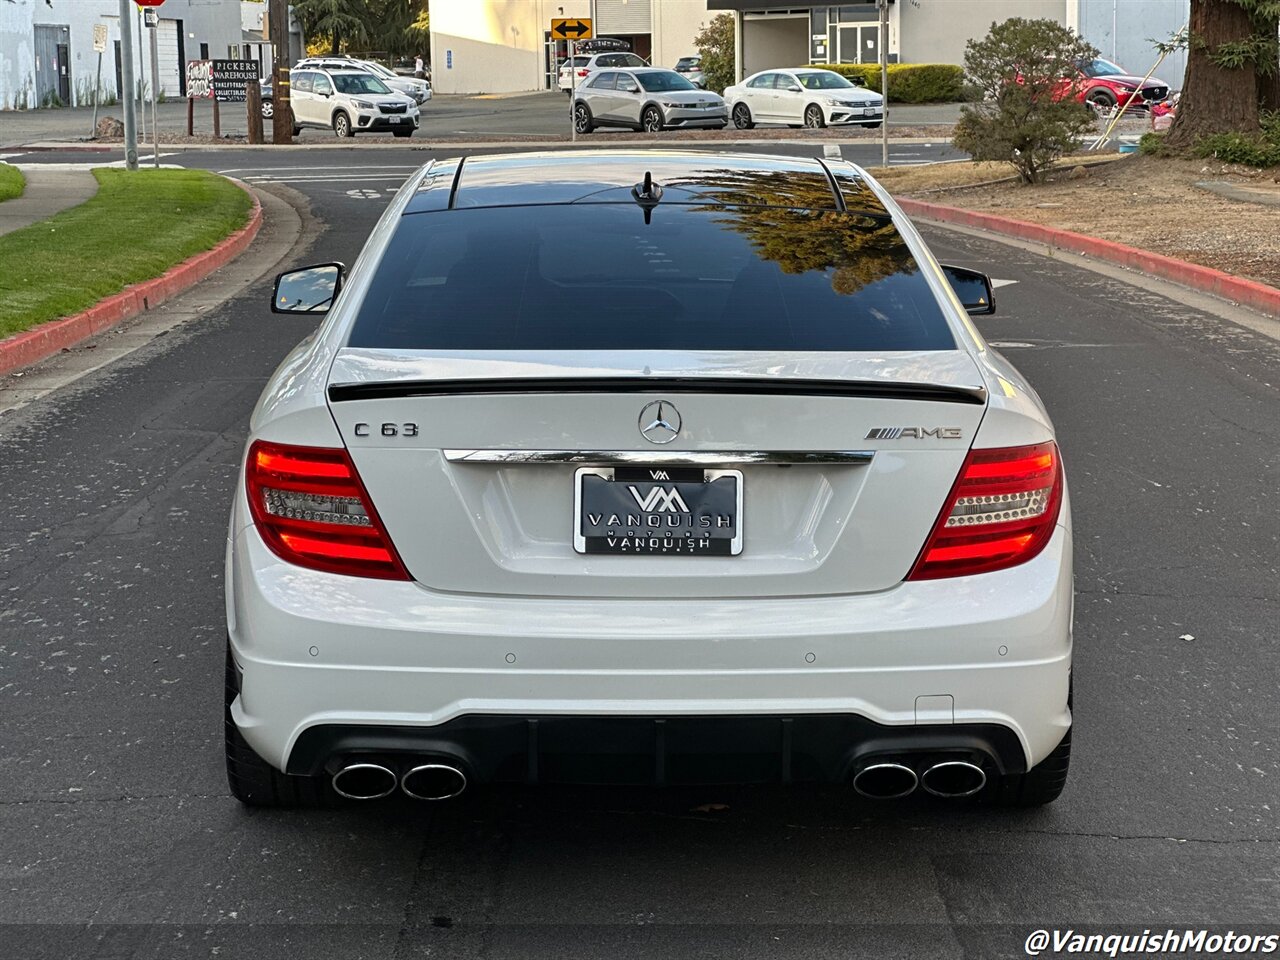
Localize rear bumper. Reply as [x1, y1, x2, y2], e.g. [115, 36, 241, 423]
[227, 523, 1073, 777]
[285, 714, 1029, 783]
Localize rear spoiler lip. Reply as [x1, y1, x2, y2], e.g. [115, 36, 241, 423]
[327, 376, 987, 405]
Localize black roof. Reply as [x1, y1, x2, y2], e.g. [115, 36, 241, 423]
[403, 150, 885, 214]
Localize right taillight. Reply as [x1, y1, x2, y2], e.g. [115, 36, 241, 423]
[908, 441, 1063, 580]
[245, 440, 409, 581]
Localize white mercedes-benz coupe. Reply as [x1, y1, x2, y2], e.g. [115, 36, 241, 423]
[226, 151, 1072, 808]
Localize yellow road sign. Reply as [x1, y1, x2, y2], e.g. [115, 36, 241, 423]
[551, 17, 592, 41]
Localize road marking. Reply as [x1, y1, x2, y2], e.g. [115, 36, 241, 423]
[991, 278, 1019, 288]
[218, 164, 422, 174]
[246, 175, 410, 184]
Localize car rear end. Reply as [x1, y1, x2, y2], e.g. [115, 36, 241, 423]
[227, 152, 1072, 806]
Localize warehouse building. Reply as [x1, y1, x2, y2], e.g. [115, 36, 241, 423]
[429, 0, 1189, 95]
[1, 0, 243, 110]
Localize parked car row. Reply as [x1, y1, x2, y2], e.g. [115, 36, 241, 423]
[258, 58, 427, 138]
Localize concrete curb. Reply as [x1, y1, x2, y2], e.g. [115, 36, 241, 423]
[0, 179, 263, 378]
[898, 197, 1280, 318]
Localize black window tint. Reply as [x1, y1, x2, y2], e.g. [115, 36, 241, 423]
[597, 54, 620, 67]
[637, 71, 695, 92]
[588, 71, 618, 90]
[348, 204, 954, 352]
[291, 71, 314, 93]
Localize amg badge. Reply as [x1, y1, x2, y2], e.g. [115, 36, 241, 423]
[865, 427, 963, 440]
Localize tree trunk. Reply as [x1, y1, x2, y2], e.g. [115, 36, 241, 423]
[1166, 0, 1260, 148]
[1257, 14, 1280, 111]
[331, 28, 341, 57]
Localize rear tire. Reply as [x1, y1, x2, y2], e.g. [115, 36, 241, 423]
[291, 125, 301, 137]
[261, 100, 274, 119]
[224, 644, 334, 808]
[732, 103, 754, 130]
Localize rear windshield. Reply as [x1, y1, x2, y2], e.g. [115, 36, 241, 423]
[348, 204, 954, 352]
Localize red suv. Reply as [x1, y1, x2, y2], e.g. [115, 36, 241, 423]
[1057, 58, 1170, 111]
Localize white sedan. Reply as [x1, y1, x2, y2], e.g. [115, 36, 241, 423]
[725, 67, 884, 129]
[225, 150, 1072, 809]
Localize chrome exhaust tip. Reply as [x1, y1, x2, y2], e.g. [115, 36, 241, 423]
[920, 760, 987, 798]
[331, 762, 398, 800]
[851, 762, 919, 800]
[401, 763, 468, 801]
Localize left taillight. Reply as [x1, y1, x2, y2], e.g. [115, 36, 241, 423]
[908, 441, 1064, 581]
[245, 440, 409, 581]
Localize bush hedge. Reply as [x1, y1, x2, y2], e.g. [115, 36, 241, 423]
[797, 63, 966, 103]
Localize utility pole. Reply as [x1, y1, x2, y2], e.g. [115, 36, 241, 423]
[269, 0, 292, 143]
[878, 0, 889, 167]
[117, 0, 138, 170]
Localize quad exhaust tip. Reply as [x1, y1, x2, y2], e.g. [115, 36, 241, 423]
[401, 763, 468, 801]
[331, 762, 398, 800]
[920, 760, 987, 798]
[851, 762, 919, 800]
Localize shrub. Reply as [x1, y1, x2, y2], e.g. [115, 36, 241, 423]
[694, 13, 735, 94]
[952, 18, 1099, 183]
[800, 63, 965, 103]
[1138, 132, 1169, 156]
[1192, 132, 1280, 167]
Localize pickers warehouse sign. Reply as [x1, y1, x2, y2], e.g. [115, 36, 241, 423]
[185, 60, 261, 102]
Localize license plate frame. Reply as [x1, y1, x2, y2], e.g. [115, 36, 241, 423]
[573, 466, 744, 556]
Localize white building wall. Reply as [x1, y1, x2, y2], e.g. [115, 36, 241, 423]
[899, 0, 1068, 65]
[431, 0, 717, 94]
[652, 0, 717, 71]
[431, 0, 591, 95]
[1074, 0, 1188, 89]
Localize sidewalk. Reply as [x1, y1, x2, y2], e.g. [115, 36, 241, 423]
[0, 164, 98, 236]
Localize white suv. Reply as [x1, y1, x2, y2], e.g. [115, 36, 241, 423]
[289, 67, 420, 138]
[558, 51, 648, 92]
[296, 56, 431, 104]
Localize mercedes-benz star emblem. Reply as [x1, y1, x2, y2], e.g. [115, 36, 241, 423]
[638, 400, 681, 444]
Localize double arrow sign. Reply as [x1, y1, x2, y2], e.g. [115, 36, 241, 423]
[551, 17, 593, 40]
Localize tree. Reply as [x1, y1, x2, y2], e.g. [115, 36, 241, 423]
[694, 13, 735, 95]
[294, 0, 368, 56]
[951, 19, 1099, 184]
[1165, 0, 1280, 148]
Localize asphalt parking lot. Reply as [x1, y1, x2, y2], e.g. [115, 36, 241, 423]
[1, 143, 1277, 959]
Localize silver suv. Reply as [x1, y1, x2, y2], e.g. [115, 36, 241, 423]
[573, 67, 727, 133]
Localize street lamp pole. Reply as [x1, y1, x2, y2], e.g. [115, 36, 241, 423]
[879, 0, 889, 167]
[117, 0, 138, 170]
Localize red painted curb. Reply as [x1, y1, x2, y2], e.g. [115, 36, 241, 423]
[0, 181, 262, 378]
[896, 197, 1280, 318]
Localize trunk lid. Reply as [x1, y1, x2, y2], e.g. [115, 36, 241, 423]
[327, 349, 987, 599]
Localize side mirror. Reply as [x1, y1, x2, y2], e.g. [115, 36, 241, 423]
[786, 84, 802, 93]
[272, 263, 345, 314]
[850, 76, 867, 86]
[940, 264, 995, 315]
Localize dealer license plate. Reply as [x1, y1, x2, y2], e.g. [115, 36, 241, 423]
[574, 466, 743, 556]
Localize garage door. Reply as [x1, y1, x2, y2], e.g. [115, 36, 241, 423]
[155, 19, 180, 99]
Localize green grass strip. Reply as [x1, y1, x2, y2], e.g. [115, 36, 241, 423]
[0, 168, 251, 339]
[0, 164, 24, 203]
